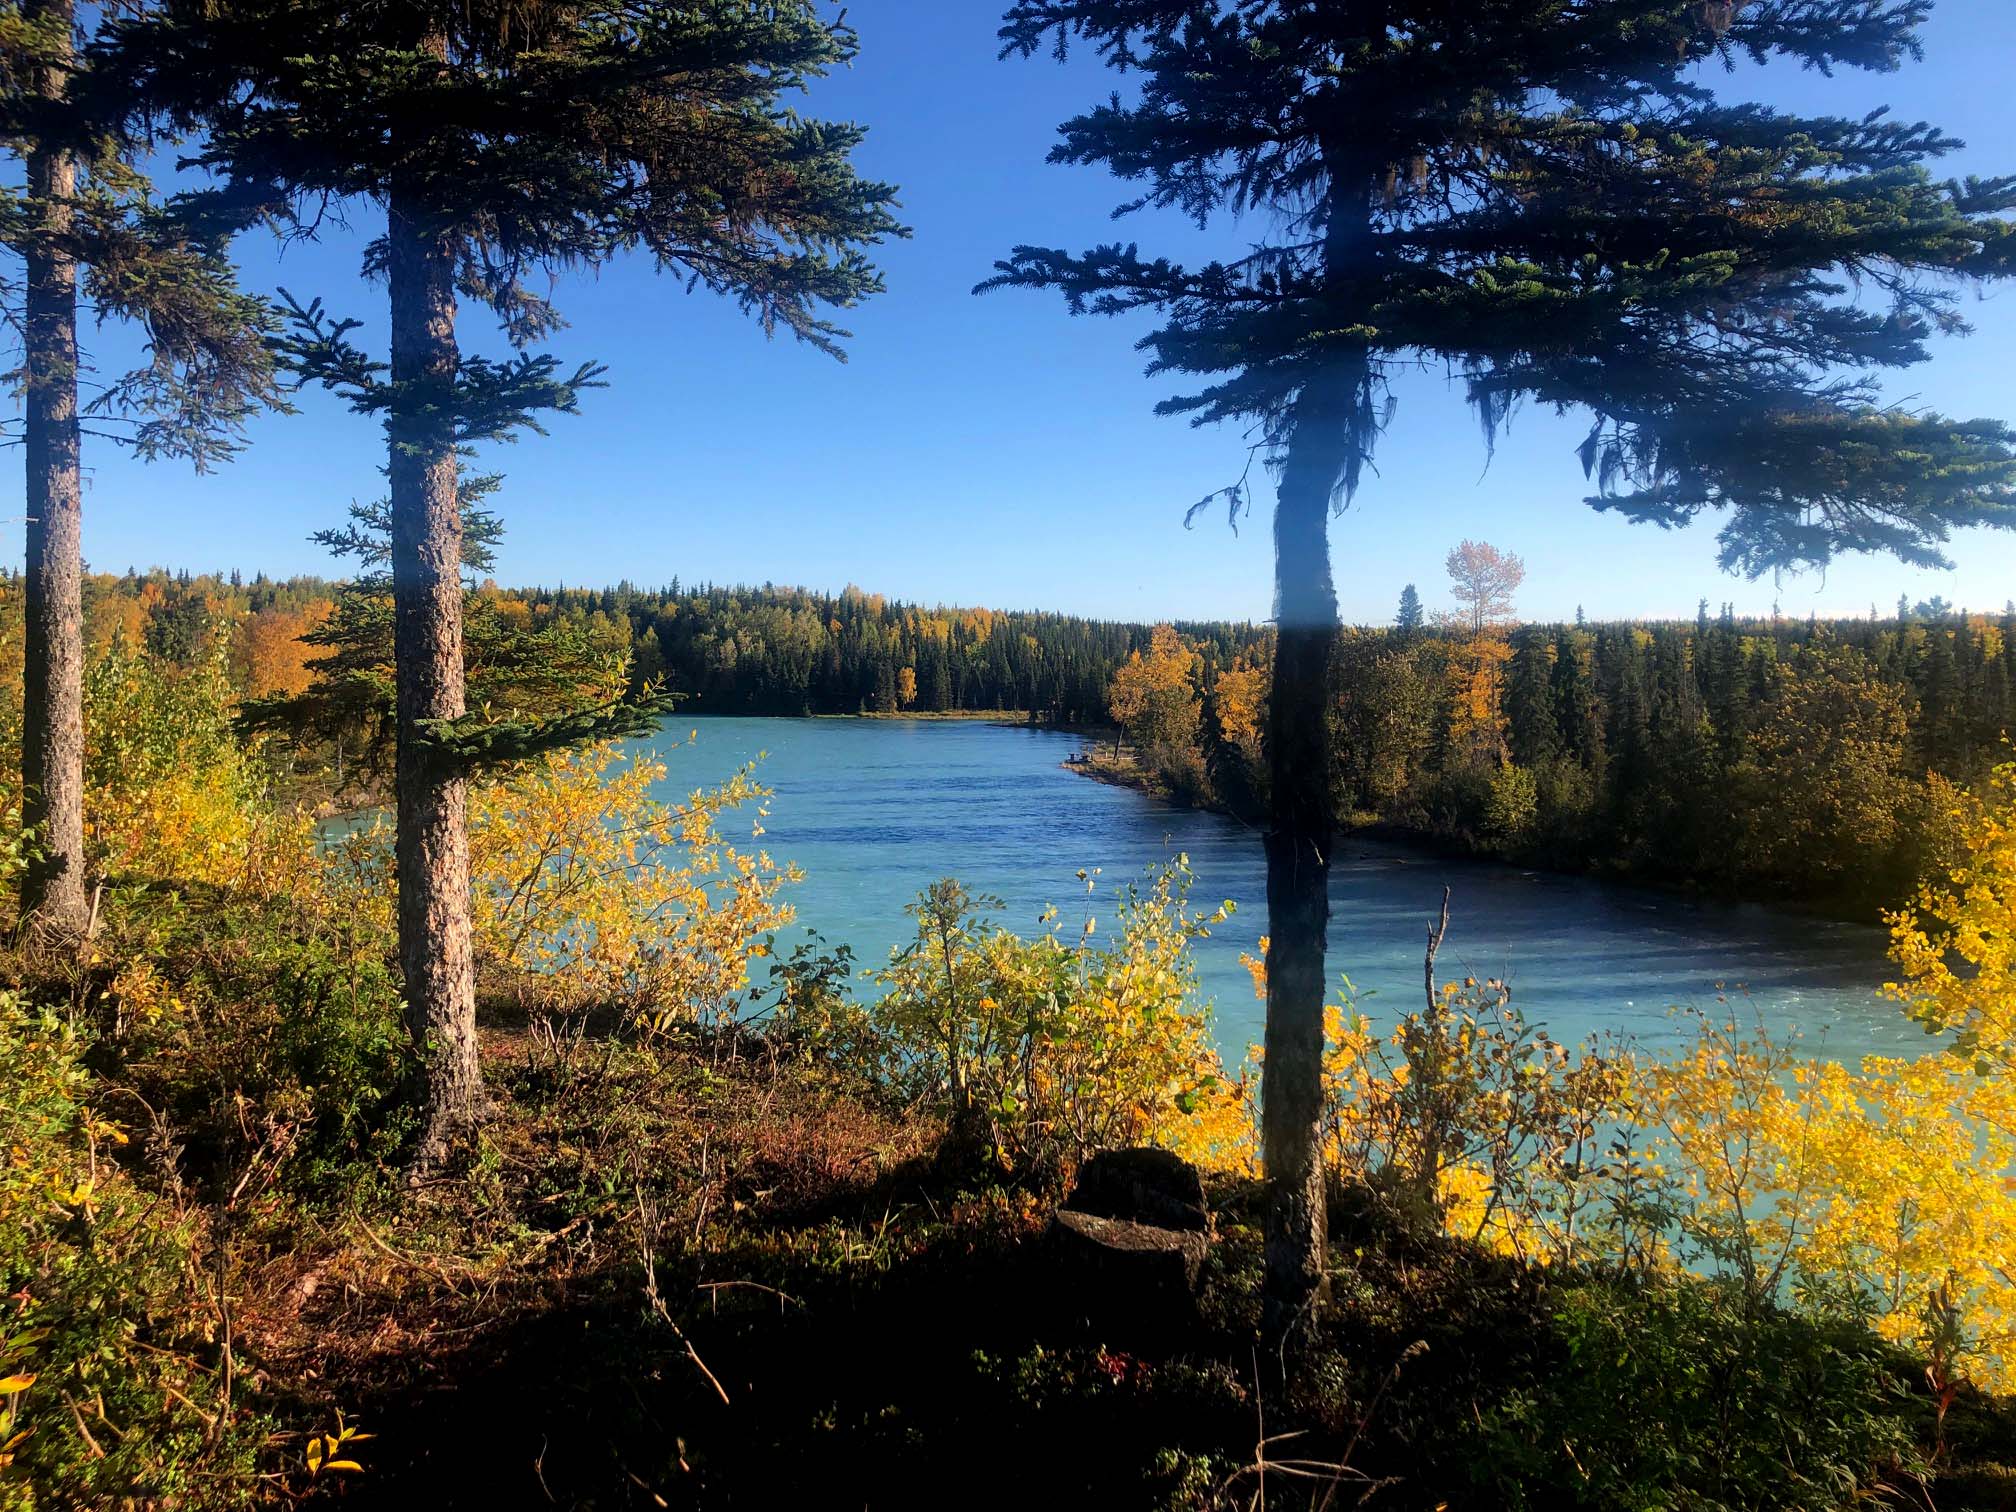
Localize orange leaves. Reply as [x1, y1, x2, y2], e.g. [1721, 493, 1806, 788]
[1213, 657, 1269, 755]
[235, 598, 334, 697]
[1434, 541, 1522, 763]
[1444, 633, 1514, 763]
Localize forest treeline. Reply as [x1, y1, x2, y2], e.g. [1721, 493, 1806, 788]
[1093, 590, 2016, 909]
[0, 564, 1266, 752]
[14, 562, 2014, 908]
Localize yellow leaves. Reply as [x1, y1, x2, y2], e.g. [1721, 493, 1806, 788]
[467, 743, 797, 1025]
[83, 635, 328, 898]
[1443, 629, 1513, 762]
[1212, 658, 1269, 755]
[1108, 625, 1204, 754]
[0, 1375, 34, 1396]
[305, 1413, 373, 1476]
[109, 960, 173, 1025]
[1240, 936, 1269, 1001]
[1624, 1004, 2016, 1391]
[1884, 760, 2016, 1070]
[51, 1176, 98, 1217]
[872, 863, 1252, 1178]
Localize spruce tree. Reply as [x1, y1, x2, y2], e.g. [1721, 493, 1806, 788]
[989, 0, 2016, 1331]
[240, 481, 656, 789]
[1550, 629, 1600, 768]
[107, 0, 901, 1167]
[1394, 582, 1423, 639]
[1505, 627, 1560, 768]
[2, 0, 280, 936]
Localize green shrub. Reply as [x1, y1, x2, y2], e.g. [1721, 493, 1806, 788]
[103, 883, 414, 1203]
[1484, 762, 1540, 847]
[866, 866, 1247, 1183]
[0, 994, 263, 1509]
[1469, 1275, 1920, 1511]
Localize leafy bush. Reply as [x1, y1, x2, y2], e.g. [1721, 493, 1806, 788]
[1470, 1276, 1920, 1512]
[1241, 946, 1637, 1259]
[869, 862, 1249, 1182]
[104, 883, 415, 1199]
[1636, 1010, 2016, 1392]
[1484, 761, 1540, 846]
[1887, 758, 2016, 1072]
[0, 994, 263, 1509]
[62, 634, 416, 1199]
[467, 741, 797, 1026]
[84, 633, 321, 898]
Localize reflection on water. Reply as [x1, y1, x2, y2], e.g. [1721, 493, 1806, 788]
[630, 717, 1907, 1063]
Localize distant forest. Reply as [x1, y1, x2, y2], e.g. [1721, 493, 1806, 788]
[9, 566, 2013, 907]
[617, 580, 1262, 720]
[3, 567, 1264, 722]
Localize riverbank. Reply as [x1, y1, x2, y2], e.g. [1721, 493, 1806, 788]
[1056, 740, 1895, 928]
[321, 716, 1899, 1062]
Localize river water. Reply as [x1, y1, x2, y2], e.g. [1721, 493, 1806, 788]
[630, 716, 1914, 1063]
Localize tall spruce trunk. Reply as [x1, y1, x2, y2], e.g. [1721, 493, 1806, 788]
[387, 175, 485, 1168]
[1259, 373, 1360, 1343]
[19, 0, 89, 938]
[1260, 140, 1373, 1342]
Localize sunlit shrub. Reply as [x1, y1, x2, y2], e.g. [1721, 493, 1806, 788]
[467, 741, 798, 1026]
[1241, 948, 1635, 1258]
[1886, 758, 2016, 1071]
[870, 861, 1249, 1182]
[60, 637, 414, 1196]
[1636, 1009, 2016, 1392]
[83, 633, 320, 899]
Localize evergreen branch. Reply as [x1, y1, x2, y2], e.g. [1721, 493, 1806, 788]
[273, 287, 383, 400]
[413, 686, 685, 776]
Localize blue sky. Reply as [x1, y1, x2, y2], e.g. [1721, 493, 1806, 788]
[54, 0, 2016, 625]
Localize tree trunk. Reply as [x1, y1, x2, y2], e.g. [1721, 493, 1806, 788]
[387, 173, 484, 1169]
[20, 0, 89, 939]
[1260, 376, 1360, 1344]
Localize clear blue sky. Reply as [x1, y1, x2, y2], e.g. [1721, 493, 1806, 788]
[56, 0, 2016, 625]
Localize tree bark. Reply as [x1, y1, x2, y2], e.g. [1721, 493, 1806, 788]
[387, 172, 484, 1169]
[1260, 374, 1361, 1345]
[20, 0, 89, 939]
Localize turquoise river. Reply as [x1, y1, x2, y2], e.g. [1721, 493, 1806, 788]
[631, 717, 1914, 1063]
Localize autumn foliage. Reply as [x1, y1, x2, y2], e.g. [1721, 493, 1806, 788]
[467, 741, 797, 1024]
[864, 861, 1249, 1182]
[1229, 770, 2016, 1392]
